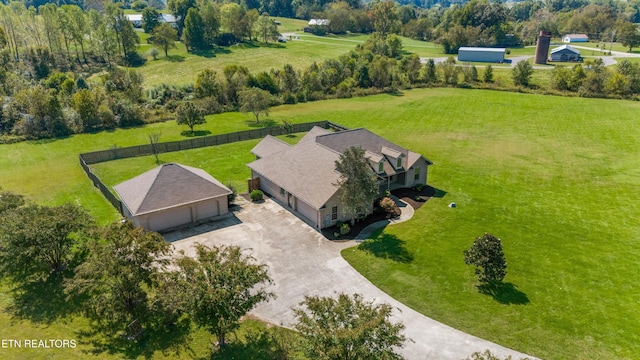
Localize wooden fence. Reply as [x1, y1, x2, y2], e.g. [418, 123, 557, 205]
[78, 120, 348, 214]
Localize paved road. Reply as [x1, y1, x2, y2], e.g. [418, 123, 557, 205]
[166, 198, 535, 360]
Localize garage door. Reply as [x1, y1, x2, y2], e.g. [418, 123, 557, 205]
[196, 200, 219, 221]
[259, 176, 279, 197]
[148, 206, 191, 232]
[297, 199, 318, 228]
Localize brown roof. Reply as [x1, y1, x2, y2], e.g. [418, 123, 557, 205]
[251, 135, 290, 158]
[247, 126, 431, 210]
[114, 163, 231, 216]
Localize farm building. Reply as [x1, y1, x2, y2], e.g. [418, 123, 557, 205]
[114, 163, 232, 233]
[308, 19, 330, 26]
[248, 127, 431, 230]
[563, 34, 589, 43]
[550, 45, 582, 62]
[125, 14, 142, 28]
[458, 47, 506, 62]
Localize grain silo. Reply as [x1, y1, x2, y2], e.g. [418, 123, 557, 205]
[535, 31, 551, 64]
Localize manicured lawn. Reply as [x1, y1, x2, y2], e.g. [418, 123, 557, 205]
[2, 88, 640, 359]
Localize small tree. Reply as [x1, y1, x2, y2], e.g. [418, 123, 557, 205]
[151, 23, 178, 57]
[281, 119, 293, 135]
[294, 293, 406, 360]
[148, 132, 161, 164]
[176, 102, 206, 133]
[483, 65, 494, 83]
[239, 87, 272, 123]
[512, 60, 534, 87]
[463, 233, 507, 284]
[334, 147, 379, 225]
[172, 244, 273, 347]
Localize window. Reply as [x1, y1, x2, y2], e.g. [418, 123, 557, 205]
[414, 169, 420, 181]
[331, 206, 338, 220]
[378, 162, 384, 173]
[397, 157, 402, 168]
[280, 187, 285, 196]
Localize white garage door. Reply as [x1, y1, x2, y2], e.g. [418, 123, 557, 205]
[148, 206, 191, 232]
[196, 200, 219, 221]
[260, 176, 279, 197]
[297, 199, 318, 228]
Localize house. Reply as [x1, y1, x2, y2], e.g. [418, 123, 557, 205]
[563, 34, 589, 43]
[550, 45, 582, 62]
[114, 163, 232, 232]
[308, 19, 330, 26]
[458, 47, 506, 63]
[125, 14, 143, 28]
[247, 127, 432, 229]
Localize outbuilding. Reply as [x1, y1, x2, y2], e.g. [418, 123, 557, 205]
[562, 34, 589, 43]
[550, 45, 581, 62]
[114, 163, 232, 232]
[458, 47, 506, 63]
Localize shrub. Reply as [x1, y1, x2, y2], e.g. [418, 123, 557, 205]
[340, 223, 350, 235]
[383, 189, 391, 197]
[415, 183, 424, 192]
[380, 197, 396, 213]
[250, 189, 264, 201]
[227, 183, 238, 202]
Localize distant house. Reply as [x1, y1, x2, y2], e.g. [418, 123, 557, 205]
[308, 19, 330, 26]
[563, 34, 589, 43]
[114, 163, 232, 232]
[247, 127, 432, 229]
[125, 14, 143, 28]
[161, 14, 177, 25]
[458, 47, 506, 62]
[550, 45, 582, 62]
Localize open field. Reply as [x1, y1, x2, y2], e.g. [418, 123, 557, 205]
[1, 88, 640, 359]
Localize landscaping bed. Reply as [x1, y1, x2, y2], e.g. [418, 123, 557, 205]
[391, 185, 438, 210]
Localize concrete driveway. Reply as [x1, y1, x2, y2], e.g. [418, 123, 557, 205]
[166, 198, 534, 360]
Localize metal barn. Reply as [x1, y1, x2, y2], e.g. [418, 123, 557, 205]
[458, 47, 506, 62]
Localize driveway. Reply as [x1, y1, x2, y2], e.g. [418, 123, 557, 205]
[166, 198, 534, 360]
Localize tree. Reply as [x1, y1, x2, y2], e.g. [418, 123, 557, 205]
[71, 88, 101, 131]
[512, 60, 534, 86]
[195, 69, 221, 98]
[617, 21, 640, 53]
[176, 101, 206, 133]
[148, 132, 162, 164]
[184, 7, 207, 51]
[334, 146, 379, 225]
[463, 233, 507, 284]
[294, 293, 406, 360]
[370, 0, 400, 36]
[200, 0, 221, 46]
[483, 64, 494, 83]
[0, 203, 93, 282]
[0, 188, 24, 213]
[142, 7, 162, 34]
[151, 23, 177, 56]
[167, 0, 196, 36]
[256, 12, 278, 43]
[171, 244, 273, 347]
[239, 87, 273, 123]
[65, 221, 170, 332]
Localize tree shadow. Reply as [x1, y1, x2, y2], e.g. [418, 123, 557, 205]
[245, 119, 277, 128]
[210, 329, 291, 360]
[358, 233, 414, 263]
[77, 318, 194, 359]
[477, 282, 530, 305]
[180, 130, 212, 137]
[6, 274, 84, 324]
[165, 55, 186, 62]
[424, 186, 447, 198]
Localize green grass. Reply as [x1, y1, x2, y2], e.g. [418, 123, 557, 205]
[2, 88, 640, 359]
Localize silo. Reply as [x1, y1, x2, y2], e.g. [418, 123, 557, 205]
[535, 31, 551, 64]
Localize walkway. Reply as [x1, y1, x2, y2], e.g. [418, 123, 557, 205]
[167, 198, 536, 360]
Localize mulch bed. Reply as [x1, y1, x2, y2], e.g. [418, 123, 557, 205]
[391, 185, 437, 210]
[322, 209, 392, 241]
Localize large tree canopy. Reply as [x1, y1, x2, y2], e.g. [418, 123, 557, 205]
[334, 146, 380, 225]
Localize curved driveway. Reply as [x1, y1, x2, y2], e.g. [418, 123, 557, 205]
[167, 198, 535, 360]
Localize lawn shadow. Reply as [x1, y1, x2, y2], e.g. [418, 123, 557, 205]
[211, 329, 290, 360]
[358, 233, 414, 263]
[424, 186, 447, 198]
[180, 130, 212, 137]
[77, 318, 195, 359]
[7, 274, 83, 324]
[478, 282, 530, 305]
[245, 119, 277, 128]
[164, 54, 185, 62]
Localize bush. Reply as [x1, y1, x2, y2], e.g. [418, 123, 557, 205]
[227, 183, 238, 202]
[250, 189, 264, 201]
[415, 183, 424, 192]
[340, 223, 350, 235]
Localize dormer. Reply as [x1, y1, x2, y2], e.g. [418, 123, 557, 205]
[382, 147, 403, 170]
[365, 150, 385, 174]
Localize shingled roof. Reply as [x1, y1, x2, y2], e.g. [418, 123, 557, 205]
[114, 163, 231, 216]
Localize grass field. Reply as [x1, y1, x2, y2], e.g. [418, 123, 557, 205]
[1, 88, 640, 359]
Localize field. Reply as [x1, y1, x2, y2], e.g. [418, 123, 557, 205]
[1, 88, 640, 359]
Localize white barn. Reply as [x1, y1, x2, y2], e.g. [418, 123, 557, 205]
[563, 34, 589, 43]
[458, 47, 506, 62]
[114, 163, 232, 233]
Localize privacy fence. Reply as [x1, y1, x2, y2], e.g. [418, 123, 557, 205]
[79, 120, 348, 214]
